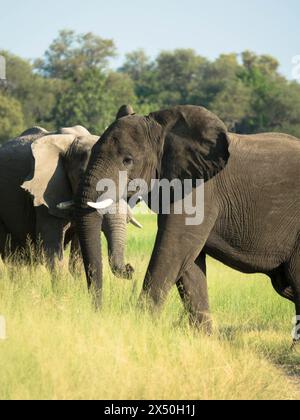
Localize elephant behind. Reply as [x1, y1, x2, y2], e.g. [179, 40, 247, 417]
[0, 126, 137, 282]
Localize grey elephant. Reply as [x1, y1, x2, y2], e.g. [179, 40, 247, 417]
[75, 104, 300, 343]
[0, 125, 139, 280]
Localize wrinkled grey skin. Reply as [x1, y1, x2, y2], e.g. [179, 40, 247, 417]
[0, 126, 133, 279]
[76, 105, 300, 343]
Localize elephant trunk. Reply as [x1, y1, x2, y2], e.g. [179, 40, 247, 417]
[75, 154, 113, 307]
[76, 210, 103, 306]
[103, 209, 133, 280]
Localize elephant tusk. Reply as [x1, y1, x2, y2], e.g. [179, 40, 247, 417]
[88, 199, 114, 210]
[126, 205, 143, 229]
[57, 200, 75, 210]
[130, 217, 143, 229]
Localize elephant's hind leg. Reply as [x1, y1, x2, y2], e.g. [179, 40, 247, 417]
[64, 225, 83, 278]
[270, 266, 295, 303]
[176, 253, 212, 334]
[0, 220, 8, 261]
[284, 245, 300, 344]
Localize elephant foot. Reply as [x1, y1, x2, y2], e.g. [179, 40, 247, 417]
[190, 313, 213, 336]
[113, 263, 134, 280]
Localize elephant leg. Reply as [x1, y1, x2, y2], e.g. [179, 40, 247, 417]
[140, 208, 217, 312]
[269, 266, 294, 303]
[284, 245, 300, 344]
[35, 207, 66, 273]
[0, 220, 8, 260]
[176, 252, 212, 334]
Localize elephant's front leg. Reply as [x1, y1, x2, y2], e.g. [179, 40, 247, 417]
[141, 209, 217, 312]
[177, 252, 212, 334]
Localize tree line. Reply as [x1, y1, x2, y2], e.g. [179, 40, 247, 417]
[1, 29, 300, 144]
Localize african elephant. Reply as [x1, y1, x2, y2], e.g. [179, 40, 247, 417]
[75, 105, 300, 342]
[0, 125, 138, 281]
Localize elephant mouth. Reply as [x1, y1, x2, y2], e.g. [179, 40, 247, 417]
[57, 199, 143, 229]
[87, 198, 114, 210]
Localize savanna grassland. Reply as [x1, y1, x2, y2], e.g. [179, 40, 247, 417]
[0, 214, 299, 400]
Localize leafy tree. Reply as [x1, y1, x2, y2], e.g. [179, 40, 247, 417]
[120, 50, 160, 108]
[0, 93, 24, 144]
[35, 30, 127, 133]
[2, 31, 300, 143]
[237, 51, 300, 135]
[242, 51, 279, 77]
[1, 51, 60, 129]
[121, 48, 210, 109]
[120, 50, 152, 82]
[155, 49, 208, 105]
[53, 68, 136, 134]
[210, 80, 252, 131]
[35, 30, 116, 80]
[189, 54, 244, 108]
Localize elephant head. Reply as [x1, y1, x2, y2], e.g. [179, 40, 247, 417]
[75, 105, 230, 305]
[21, 126, 137, 280]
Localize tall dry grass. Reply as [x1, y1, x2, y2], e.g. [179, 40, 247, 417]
[0, 215, 299, 400]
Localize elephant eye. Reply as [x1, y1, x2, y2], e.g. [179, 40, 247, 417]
[123, 157, 134, 167]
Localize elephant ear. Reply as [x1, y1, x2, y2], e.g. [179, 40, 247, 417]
[150, 105, 230, 182]
[60, 126, 91, 136]
[21, 134, 76, 218]
[116, 105, 135, 119]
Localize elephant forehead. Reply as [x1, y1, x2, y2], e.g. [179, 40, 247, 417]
[106, 116, 147, 141]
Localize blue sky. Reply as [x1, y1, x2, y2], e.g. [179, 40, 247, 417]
[0, 0, 299, 78]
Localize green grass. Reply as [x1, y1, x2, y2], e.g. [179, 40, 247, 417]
[0, 214, 299, 400]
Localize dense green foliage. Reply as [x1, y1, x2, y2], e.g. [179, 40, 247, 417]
[0, 92, 24, 143]
[1, 30, 300, 143]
